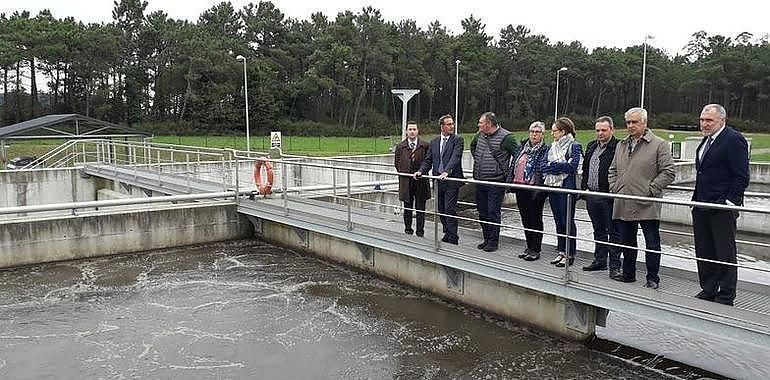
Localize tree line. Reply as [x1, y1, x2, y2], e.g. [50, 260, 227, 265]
[2, 0, 770, 136]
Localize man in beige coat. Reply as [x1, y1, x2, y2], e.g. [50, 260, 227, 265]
[608, 107, 675, 289]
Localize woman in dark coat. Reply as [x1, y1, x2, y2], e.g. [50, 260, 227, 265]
[512, 121, 550, 261]
[394, 122, 431, 236]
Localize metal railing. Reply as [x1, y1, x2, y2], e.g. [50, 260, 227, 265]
[229, 151, 770, 278]
[10, 139, 770, 283]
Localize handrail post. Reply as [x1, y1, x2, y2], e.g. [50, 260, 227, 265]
[234, 153, 240, 205]
[332, 168, 337, 198]
[433, 176, 439, 251]
[565, 192, 574, 281]
[186, 153, 191, 194]
[157, 150, 162, 186]
[347, 169, 352, 231]
[283, 161, 289, 215]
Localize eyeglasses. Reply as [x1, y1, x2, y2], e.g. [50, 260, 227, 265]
[528, 130, 543, 134]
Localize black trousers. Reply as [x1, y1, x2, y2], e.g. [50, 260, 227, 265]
[514, 189, 548, 253]
[403, 196, 427, 234]
[436, 180, 460, 242]
[614, 219, 662, 283]
[692, 208, 738, 303]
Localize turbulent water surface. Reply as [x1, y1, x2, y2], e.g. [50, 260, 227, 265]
[0, 240, 765, 379]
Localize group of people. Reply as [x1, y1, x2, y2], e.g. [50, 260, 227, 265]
[395, 104, 749, 306]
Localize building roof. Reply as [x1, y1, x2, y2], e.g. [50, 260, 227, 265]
[0, 114, 151, 139]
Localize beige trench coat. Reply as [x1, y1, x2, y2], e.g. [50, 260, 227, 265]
[608, 129, 675, 221]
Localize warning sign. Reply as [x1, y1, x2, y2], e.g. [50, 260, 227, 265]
[270, 131, 282, 149]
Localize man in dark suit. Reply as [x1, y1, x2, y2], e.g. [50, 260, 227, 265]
[394, 121, 431, 236]
[692, 103, 750, 306]
[415, 114, 465, 244]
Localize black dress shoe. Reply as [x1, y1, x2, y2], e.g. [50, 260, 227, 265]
[694, 291, 716, 301]
[644, 280, 659, 289]
[518, 249, 529, 259]
[523, 252, 540, 261]
[477, 241, 488, 250]
[416, 230, 424, 237]
[482, 244, 499, 252]
[441, 235, 451, 243]
[715, 298, 734, 306]
[609, 268, 621, 280]
[405, 228, 414, 235]
[582, 262, 607, 271]
[612, 275, 636, 283]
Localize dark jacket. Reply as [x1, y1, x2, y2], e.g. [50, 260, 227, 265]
[394, 138, 431, 202]
[419, 134, 465, 183]
[692, 126, 750, 206]
[540, 141, 583, 190]
[580, 137, 619, 192]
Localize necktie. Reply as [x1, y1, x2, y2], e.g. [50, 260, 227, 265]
[700, 137, 713, 162]
[439, 137, 448, 172]
[409, 142, 415, 150]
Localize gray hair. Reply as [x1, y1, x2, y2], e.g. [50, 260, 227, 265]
[595, 116, 614, 128]
[624, 107, 648, 123]
[481, 112, 498, 126]
[528, 121, 545, 132]
[702, 104, 727, 119]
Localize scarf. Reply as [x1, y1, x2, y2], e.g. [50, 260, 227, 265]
[518, 139, 546, 183]
[544, 134, 574, 187]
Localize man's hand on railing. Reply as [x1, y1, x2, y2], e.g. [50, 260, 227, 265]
[413, 171, 422, 179]
[438, 172, 449, 179]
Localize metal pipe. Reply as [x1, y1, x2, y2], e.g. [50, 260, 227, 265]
[0, 192, 236, 215]
[347, 170, 352, 231]
[565, 193, 574, 281]
[433, 178, 439, 251]
[283, 161, 288, 215]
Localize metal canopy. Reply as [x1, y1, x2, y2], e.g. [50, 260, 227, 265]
[0, 114, 152, 140]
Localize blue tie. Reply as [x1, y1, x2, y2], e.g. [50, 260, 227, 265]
[700, 137, 713, 162]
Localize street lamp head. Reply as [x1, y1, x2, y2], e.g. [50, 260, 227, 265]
[645, 35, 655, 40]
[558, 67, 568, 72]
[456, 59, 461, 64]
[236, 55, 245, 61]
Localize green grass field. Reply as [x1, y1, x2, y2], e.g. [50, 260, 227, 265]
[4, 129, 770, 162]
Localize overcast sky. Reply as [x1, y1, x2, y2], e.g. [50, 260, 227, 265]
[4, 0, 768, 55]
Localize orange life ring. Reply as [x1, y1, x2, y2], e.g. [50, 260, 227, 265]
[254, 160, 274, 195]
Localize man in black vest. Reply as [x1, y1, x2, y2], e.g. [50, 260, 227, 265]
[415, 115, 465, 244]
[470, 112, 519, 252]
[692, 104, 749, 306]
[581, 116, 620, 276]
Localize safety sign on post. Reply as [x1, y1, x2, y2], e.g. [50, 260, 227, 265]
[269, 131, 282, 158]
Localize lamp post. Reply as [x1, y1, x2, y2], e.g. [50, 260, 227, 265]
[641, 34, 654, 109]
[236, 55, 250, 152]
[455, 59, 460, 121]
[554, 67, 568, 121]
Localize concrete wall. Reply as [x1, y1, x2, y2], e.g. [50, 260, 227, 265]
[256, 218, 598, 341]
[0, 204, 252, 269]
[0, 168, 100, 207]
